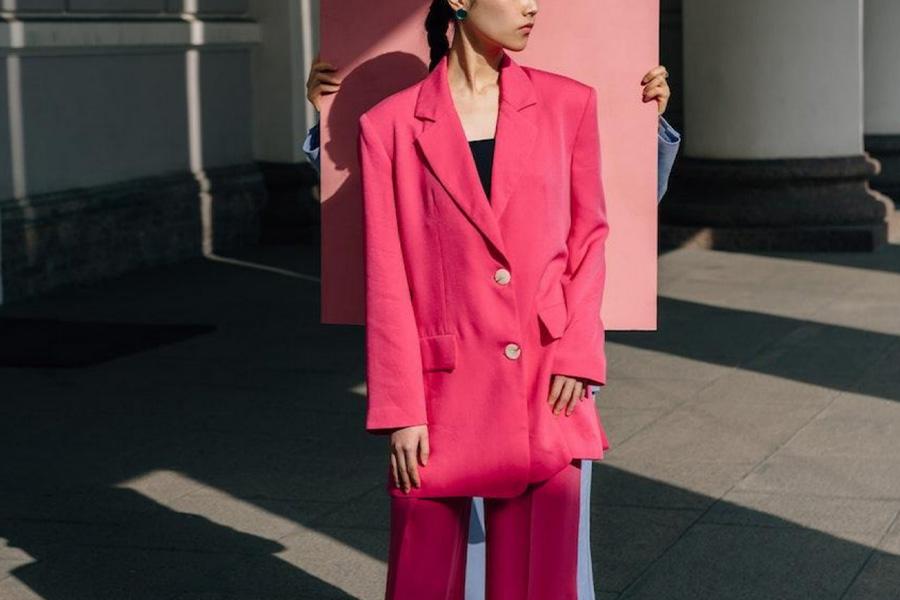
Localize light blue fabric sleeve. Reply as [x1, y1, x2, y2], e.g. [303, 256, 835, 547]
[302, 120, 321, 173]
[657, 114, 681, 202]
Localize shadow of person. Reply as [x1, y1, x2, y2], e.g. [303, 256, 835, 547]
[319, 51, 428, 325]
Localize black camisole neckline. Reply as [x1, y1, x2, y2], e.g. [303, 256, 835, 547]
[468, 137, 496, 202]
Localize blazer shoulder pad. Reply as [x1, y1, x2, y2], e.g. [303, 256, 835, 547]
[522, 65, 594, 97]
[521, 66, 595, 120]
[360, 80, 421, 124]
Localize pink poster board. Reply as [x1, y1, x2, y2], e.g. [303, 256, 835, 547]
[320, 1, 658, 330]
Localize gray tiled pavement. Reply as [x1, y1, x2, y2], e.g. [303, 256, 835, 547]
[1, 217, 899, 599]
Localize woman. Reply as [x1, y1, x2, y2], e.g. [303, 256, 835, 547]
[305, 3, 681, 598]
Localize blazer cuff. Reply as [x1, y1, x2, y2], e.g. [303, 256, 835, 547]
[366, 406, 428, 435]
[657, 114, 682, 145]
[302, 121, 321, 172]
[551, 313, 607, 393]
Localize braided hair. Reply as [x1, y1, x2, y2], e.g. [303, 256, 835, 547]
[425, 1, 454, 71]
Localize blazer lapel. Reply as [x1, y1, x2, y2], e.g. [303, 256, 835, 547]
[414, 50, 539, 261]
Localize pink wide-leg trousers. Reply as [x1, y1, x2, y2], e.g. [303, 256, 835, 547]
[385, 460, 583, 600]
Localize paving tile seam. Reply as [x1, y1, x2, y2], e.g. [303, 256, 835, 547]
[702, 490, 900, 503]
[0, 517, 129, 525]
[590, 502, 709, 512]
[603, 450, 762, 468]
[727, 381, 847, 486]
[599, 374, 708, 383]
[607, 492, 716, 598]
[596, 402, 692, 412]
[59, 542, 280, 556]
[614, 378, 846, 600]
[292, 524, 390, 536]
[610, 384, 871, 596]
[851, 337, 900, 385]
[659, 260, 867, 332]
[688, 519, 895, 535]
[179, 495, 343, 507]
[303, 483, 386, 530]
[597, 585, 629, 595]
[689, 402, 839, 508]
[606, 367, 737, 453]
[837, 509, 900, 600]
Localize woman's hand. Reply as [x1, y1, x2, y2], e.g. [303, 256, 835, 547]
[548, 374, 590, 417]
[641, 64, 670, 116]
[389, 424, 429, 493]
[306, 53, 342, 112]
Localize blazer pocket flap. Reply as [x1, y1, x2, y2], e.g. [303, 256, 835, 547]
[419, 333, 457, 372]
[538, 301, 568, 340]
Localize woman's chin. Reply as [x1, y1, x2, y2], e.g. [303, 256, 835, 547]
[504, 38, 529, 52]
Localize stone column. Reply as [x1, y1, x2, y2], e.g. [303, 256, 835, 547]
[662, 0, 888, 251]
[248, 0, 321, 244]
[863, 0, 900, 207]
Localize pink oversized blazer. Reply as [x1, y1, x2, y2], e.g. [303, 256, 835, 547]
[359, 49, 610, 499]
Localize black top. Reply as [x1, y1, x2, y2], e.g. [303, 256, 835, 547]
[468, 138, 496, 201]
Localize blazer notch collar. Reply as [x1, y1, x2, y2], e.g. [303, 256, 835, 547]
[413, 49, 540, 261]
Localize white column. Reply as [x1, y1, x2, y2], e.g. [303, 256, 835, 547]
[683, 0, 862, 159]
[661, 0, 888, 251]
[863, 0, 900, 205]
[248, 0, 318, 163]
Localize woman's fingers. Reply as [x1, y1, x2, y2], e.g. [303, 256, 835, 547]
[548, 374, 565, 406]
[394, 445, 411, 492]
[389, 427, 429, 493]
[641, 65, 668, 84]
[404, 446, 421, 489]
[419, 432, 430, 467]
[549, 376, 591, 416]
[389, 452, 400, 489]
[550, 374, 577, 414]
[553, 377, 576, 414]
[643, 77, 669, 99]
[642, 77, 670, 115]
[314, 72, 342, 86]
[307, 62, 341, 94]
[565, 381, 583, 416]
[310, 61, 337, 79]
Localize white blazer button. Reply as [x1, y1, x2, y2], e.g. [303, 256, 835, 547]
[494, 268, 511, 285]
[504, 343, 521, 360]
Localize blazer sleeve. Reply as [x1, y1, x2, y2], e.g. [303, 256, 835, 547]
[657, 114, 681, 202]
[551, 86, 610, 390]
[302, 120, 321, 174]
[358, 112, 428, 433]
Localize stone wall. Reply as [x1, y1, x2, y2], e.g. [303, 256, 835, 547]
[1, 165, 264, 302]
[0, 2, 265, 304]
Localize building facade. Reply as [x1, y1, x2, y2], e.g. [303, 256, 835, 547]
[0, 0, 895, 305]
[0, 0, 320, 305]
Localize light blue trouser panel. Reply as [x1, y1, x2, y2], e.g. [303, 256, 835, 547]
[577, 457, 596, 599]
[464, 497, 486, 600]
[463, 461, 595, 599]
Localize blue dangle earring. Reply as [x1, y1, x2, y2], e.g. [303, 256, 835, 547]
[454, 7, 468, 20]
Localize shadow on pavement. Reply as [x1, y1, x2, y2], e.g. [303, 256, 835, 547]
[0, 246, 896, 599]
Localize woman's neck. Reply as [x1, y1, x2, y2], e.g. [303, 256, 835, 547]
[446, 32, 503, 96]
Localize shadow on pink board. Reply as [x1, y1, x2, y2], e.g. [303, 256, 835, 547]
[319, 0, 658, 331]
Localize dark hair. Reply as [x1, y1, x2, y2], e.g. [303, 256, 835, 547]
[425, 1, 454, 71]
